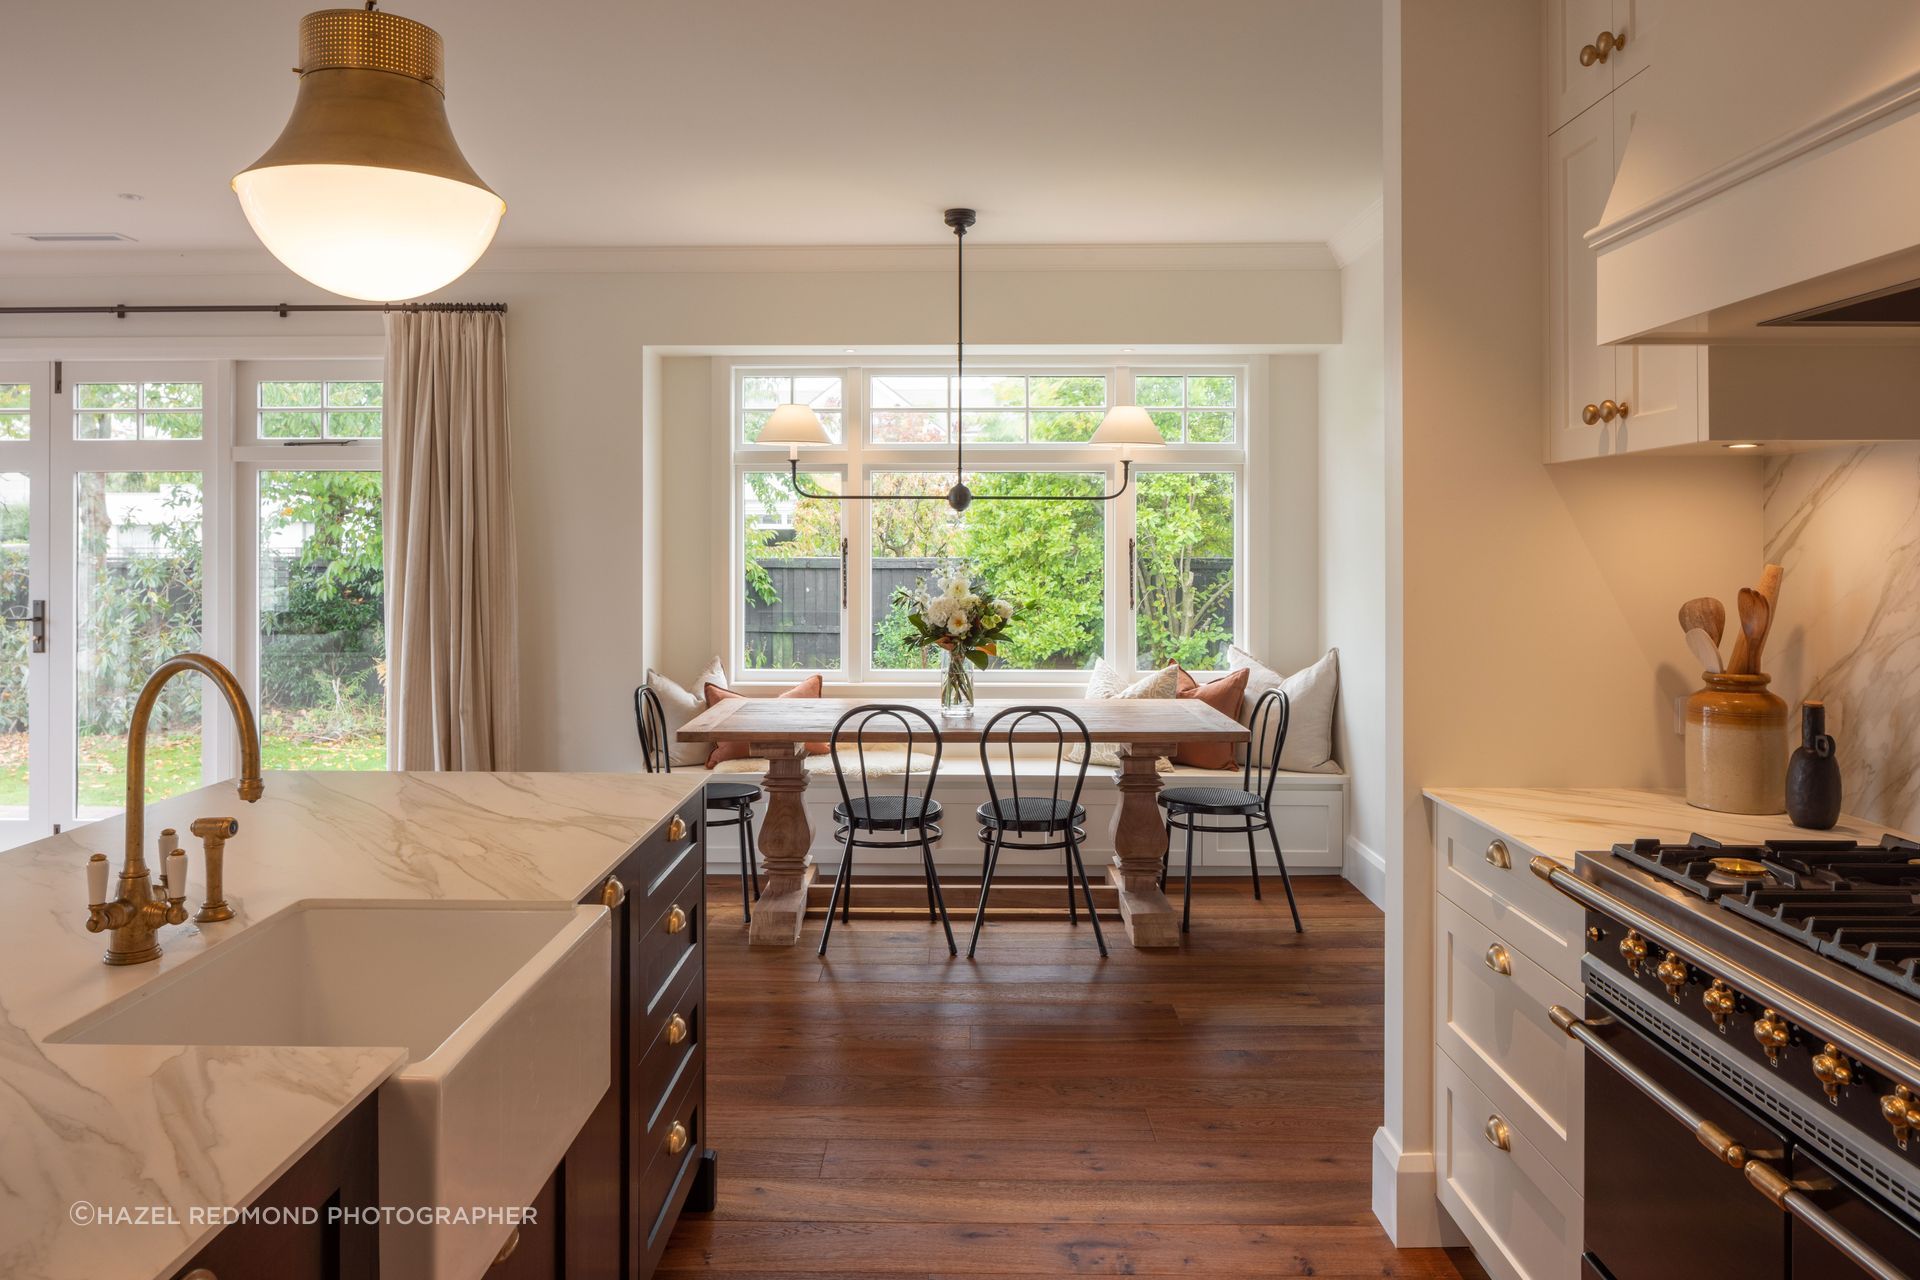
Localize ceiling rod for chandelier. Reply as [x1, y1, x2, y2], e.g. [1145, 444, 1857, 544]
[761, 209, 1166, 513]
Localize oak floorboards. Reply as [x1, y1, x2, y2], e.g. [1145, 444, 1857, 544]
[661, 876, 1485, 1279]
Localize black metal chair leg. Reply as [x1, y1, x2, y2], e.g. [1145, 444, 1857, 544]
[819, 830, 856, 956]
[922, 840, 938, 921]
[1245, 816, 1263, 900]
[735, 808, 755, 924]
[1263, 818, 1303, 932]
[968, 831, 1003, 959]
[1066, 837, 1079, 924]
[921, 830, 957, 956]
[1067, 829, 1107, 957]
[743, 805, 762, 898]
[1181, 819, 1196, 934]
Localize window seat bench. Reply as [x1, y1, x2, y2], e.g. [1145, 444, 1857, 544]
[689, 749, 1347, 876]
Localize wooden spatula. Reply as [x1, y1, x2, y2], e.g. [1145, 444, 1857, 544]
[1735, 587, 1772, 675]
[1684, 627, 1723, 674]
[1678, 597, 1725, 648]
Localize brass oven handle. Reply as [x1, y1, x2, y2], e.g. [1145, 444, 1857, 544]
[1743, 1161, 1909, 1280]
[1530, 856, 1920, 1089]
[1548, 1005, 1749, 1169]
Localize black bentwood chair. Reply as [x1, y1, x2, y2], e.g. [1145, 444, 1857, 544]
[819, 704, 957, 957]
[1157, 688, 1303, 934]
[634, 684, 762, 922]
[970, 705, 1107, 958]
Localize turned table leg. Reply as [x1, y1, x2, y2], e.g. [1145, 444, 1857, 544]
[746, 744, 816, 947]
[1106, 741, 1181, 947]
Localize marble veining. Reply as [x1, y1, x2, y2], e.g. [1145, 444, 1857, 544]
[1764, 444, 1920, 834]
[0, 769, 702, 1280]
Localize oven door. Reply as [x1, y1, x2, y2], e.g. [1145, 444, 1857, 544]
[1563, 994, 1791, 1280]
[1786, 1149, 1920, 1280]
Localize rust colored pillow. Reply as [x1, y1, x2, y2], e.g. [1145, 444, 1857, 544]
[1172, 666, 1250, 770]
[703, 676, 828, 767]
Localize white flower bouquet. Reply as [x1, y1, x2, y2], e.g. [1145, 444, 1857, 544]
[892, 573, 1015, 715]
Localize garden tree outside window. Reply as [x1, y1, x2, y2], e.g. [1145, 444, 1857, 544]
[731, 362, 1248, 682]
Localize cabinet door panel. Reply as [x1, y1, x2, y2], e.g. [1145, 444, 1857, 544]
[1546, 101, 1617, 462]
[1606, 0, 1665, 88]
[1548, 0, 1617, 131]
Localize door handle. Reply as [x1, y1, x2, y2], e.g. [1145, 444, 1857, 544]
[1549, 1005, 1750, 1168]
[4, 600, 45, 653]
[1741, 1160, 1911, 1280]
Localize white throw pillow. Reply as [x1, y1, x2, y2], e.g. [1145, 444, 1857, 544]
[644, 657, 727, 768]
[1067, 658, 1179, 768]
[1227, 645, 1338, 772]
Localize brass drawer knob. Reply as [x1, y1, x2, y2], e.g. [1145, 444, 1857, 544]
[1579, 28, 1626, 66]
[1484, 943, 1512, 976]
[667, 816, 688, 842]
[667, 1121, 690, 1155]
[1581, 403, 1602, 426]
[1483, 839, 1511, 870]
[1484, 1115, 1511, 1152]
[666, 905, 689, 934]
[600, 874, 625, 909]
[666, 1012, 689, 1045]
[1812, 1044, 1854, 1104]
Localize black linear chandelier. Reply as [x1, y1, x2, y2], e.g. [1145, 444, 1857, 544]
[759, 208, 1164, 512]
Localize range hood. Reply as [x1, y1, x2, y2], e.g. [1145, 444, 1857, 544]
[1593, 47, 1920, 345]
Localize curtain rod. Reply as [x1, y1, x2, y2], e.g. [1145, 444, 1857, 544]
[0, 302, 507, 318]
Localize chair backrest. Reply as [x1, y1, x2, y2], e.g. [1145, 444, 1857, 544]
[828, 704, 943, 831]
[1243, 687, 1292, 806]
[633, 684, 671, 774]
[978, 705, 1091, 835]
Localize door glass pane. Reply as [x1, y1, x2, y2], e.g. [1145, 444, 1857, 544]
[75, 472, 204, 818]
[1135, 471, 1235, 670]
[870, 471, 1103, 671]
[0, 475, 29, 819]
[259, 471, 386, 771]
[0, 382, 29, 441]
[742, 471, 842, 670]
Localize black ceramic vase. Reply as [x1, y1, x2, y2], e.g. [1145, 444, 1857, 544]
[1786, 701, 1842, 830]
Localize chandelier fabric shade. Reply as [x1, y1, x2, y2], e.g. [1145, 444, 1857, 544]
[233, 6, 505, 301]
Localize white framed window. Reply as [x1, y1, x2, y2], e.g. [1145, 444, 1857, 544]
[724, 357, 1253, 687]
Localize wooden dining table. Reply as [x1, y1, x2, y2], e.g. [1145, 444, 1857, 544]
[676, 696, 1249, 949]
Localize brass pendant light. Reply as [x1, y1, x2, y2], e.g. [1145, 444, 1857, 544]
[233, 3, 505, 301]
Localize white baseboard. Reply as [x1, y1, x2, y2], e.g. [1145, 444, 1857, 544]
[1343, 834, 1387, 908]
[1372, 1127, 1465, 1248]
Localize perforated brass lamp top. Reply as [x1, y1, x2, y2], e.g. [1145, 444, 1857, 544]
[297, 7, 445, 92]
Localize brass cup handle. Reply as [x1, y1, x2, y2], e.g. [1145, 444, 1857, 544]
[183, 1272, 217, 1280]
[667, 816, 688, 842]
[1483, 1115, 1511, 1151]
[492, 1227, 522, 1267]
[1582, 403, 1602, 425]
[600, 874, 626, 909]
[1484, 943, 1512, 976]
[666, 1012, 689, 1045]
[667, 1121, 690, 1155]
[1484, 839, 1511, 870]
[666, 905, 689, 934]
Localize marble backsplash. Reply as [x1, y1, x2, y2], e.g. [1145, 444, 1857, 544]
[1763, 443, 1920, 833]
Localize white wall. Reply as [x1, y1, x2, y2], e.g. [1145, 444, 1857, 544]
[1377, 0, 1765, 1245]
[0, 245, 1342, 772]
[1318, 238, 1387, 903]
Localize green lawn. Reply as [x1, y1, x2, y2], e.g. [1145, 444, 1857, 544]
[0, 730, 387, 811]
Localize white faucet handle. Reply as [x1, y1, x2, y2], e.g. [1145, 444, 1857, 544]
[86, 853, 108, 906]
[165, 849, 188, 902]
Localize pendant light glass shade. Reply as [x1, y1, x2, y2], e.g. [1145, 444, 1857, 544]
[233, 7, 505, 301]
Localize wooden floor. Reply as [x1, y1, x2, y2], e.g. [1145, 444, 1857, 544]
[661, 874, 1486, 1279]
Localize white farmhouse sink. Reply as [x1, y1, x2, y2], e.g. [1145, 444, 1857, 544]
[54, 900, 612, 1280]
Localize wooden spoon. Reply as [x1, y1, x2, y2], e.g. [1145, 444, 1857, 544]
[1684, 627, 1723, 674]
[1735, 587, 1772, 675]
[1678, 597, 1726, 648]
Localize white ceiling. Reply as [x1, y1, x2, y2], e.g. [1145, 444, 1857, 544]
[0, 0, 1382, 253]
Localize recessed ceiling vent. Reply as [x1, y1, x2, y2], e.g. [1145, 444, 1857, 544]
[1763, 278, 1920, 327]
[11, 231, 137, 243]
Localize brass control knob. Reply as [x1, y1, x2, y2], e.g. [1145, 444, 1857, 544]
[1812, 1043, 1854, 1104]
[1754, 1010, 1790, 1066]
[1656, 950, 1690, 1003]
[1702, 979, 1737, 1033]
[668, 816, 688, 842]
[1881, 1085, 1919, 1151]
[666, 905, 689, 934]
[667, 1121, 690, 1155]
[1619, 929, 1649, 976]
[666, 1013, 689, 1045]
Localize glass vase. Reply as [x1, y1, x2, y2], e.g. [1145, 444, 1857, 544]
[940, 646, 975, 719]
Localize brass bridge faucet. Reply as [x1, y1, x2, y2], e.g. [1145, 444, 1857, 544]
[84, 654, 264, 966]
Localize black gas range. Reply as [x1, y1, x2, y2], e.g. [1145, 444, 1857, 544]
[1534, 834, 1920, 1280]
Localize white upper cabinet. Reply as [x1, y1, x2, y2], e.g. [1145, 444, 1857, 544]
[1546, 0, 1626, 133]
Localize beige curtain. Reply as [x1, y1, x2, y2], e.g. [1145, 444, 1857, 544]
[383, 309, 520, 770]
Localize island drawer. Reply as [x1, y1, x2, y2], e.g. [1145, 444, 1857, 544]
[636, 941, 702, 1124]
[637, 798, 703, 879]
[1435, 805, 1584, 991]
[636, 847, 703, 1011]
[636, 1064, 705, 1270]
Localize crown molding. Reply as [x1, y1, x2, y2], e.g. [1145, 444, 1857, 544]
[1328, 198, 1384, 268]
[0, 240, 1339, 280]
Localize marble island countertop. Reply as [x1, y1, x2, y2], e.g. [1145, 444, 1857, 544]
[0, 769, 704, 1280]
[1425, 785, 1912, 867]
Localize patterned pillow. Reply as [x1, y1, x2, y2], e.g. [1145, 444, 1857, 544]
[1067, 658, 1179, 768]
